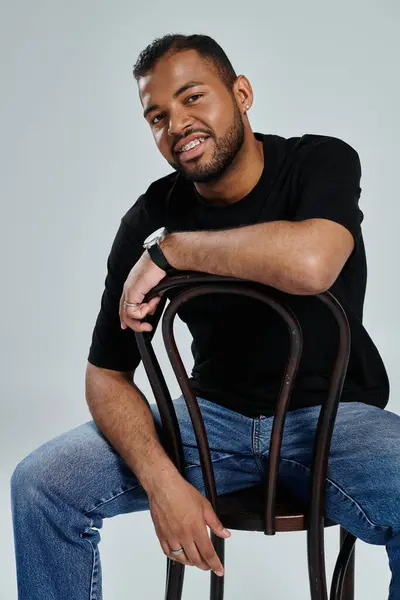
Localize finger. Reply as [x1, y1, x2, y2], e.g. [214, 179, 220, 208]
[124, 302, 151, 320]
[121, 303, 156, 332]
[119, 295, 127, 329]
[120, 313, 153, 332]
[119, 297, 150, 332]
[119, 295, 148, 330]
[123, 295, 161, 320]
[195, 533, 224, 576]
[161, 540, 192, 567]
[180, 540, 210, 571]
[147, 295, 162, 316]
[124, 295, 162, 326]
[204, 505, 231, 539]
[123, 319, 153, 333]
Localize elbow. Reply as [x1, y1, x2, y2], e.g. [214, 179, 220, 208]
[301, 255, 336, 295]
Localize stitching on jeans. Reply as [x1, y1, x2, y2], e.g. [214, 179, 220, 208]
[251, 419, 257, 456]
[256, 420, 265, 474]
[250, 419, 264, 474]
[183, 452, 242, 470]
[280, 457, 390, 531]
[83, 538, 97, 600]
[83, 483, 142, 515]
[83, 453, 238, 515]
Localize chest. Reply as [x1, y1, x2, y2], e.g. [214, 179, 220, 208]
[166, 160, 300, 233]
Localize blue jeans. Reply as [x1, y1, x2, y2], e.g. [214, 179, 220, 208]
[10, 397, 400, 599]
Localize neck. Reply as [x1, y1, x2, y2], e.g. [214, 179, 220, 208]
[194, 130, 264, 205]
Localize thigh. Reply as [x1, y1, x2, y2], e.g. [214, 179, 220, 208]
[268, 402, 400, 544]
[172, 395, 263, 496]
[14, 395, 262, 521]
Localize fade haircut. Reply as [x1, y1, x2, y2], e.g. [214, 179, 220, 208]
[133, 33, 238, 92]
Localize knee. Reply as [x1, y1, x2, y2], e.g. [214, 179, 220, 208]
[10, 447, 52, 507]
[10, 421, 109, 509]
[10, 431, 77, 507]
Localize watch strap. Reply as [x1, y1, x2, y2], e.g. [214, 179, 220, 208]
[147, 242, 174, 273]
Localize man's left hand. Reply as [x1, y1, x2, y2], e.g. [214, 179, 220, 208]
[119, 251, 166, 332]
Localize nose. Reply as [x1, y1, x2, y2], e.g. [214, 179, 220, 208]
[167, 106, 193, 140]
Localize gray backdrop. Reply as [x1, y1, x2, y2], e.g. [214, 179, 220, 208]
[1, 1, 399, 598]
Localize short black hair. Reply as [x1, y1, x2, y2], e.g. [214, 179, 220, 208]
[133, 33, 238, 91]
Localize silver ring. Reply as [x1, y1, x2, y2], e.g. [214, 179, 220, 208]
[123, 301, 140, 308]
[170, 547, 185, 556]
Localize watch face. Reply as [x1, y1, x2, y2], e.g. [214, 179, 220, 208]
[143, 226, 166, 247]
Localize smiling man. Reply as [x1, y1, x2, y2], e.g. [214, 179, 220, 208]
[10, 34, 400, 600]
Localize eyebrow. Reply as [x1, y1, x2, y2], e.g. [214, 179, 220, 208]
[143, 80, 205, 120]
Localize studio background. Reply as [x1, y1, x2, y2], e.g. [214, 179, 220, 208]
[0, 1, 398, 598]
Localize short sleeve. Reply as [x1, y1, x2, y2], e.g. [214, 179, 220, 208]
[293, 137, 364, 255]
[88, 195, 158, 372]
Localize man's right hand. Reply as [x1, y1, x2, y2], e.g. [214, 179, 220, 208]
[147, 475, 231, 576]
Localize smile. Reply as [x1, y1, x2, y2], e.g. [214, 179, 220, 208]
[177, 137, 210, 163]
[178, 137, 206, 153]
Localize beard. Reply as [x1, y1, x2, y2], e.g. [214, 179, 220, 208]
[168, 100, 245, 183]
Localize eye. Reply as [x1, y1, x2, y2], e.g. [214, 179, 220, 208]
[150, 113, 164, 126]
[186, 93, 203, 103]
[149, 94, 203, 126]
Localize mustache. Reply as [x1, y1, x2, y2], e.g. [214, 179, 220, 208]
[172, 129, 212, 151]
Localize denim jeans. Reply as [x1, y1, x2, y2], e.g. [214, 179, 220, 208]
[10, 397, 400, 599]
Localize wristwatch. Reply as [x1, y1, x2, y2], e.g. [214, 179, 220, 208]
[143, 226, 174, 273]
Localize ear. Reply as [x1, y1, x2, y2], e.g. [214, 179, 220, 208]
[232, 74, 254, 114]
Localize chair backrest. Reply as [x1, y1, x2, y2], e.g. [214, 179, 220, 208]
[135, 271, 351, 538]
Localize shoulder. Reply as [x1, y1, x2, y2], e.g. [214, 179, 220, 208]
[274, 134, 361, 186]
[261, 132, 360, 164]
[293, 134, 361, 171]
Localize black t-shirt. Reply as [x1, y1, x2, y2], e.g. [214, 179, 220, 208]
[88, 132, 390, 418]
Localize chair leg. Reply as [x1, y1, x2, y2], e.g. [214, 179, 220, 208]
[164, 558, 185, 600]
[307, 517, 328, 600]
[210, 533, 225, 600]
[340, 527, 356, 600]
[330, 527, 356, 600]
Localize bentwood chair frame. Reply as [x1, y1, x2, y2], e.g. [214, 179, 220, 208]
[135, 271, 357, 600]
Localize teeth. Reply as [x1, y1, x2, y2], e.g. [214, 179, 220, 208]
[179, 138, 205, 153]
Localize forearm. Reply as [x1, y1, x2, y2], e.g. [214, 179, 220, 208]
[85, 365, 181, 494]
[162, 220, 326, 295]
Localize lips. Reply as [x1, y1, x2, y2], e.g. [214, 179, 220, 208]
[174, 133, 209, 153]
[177, 137, 209, 163]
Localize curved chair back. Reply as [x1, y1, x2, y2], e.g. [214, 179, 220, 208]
[135, 271, 351, 599]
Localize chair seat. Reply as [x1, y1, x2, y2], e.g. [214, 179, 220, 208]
[216, 483, 337, 533]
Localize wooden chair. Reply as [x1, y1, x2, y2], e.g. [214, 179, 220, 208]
[135, 271, 357, 600]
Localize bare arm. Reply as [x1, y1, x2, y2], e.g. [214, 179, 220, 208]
[85, 361, 180, 494]
[161, 219, 355, 295]
[85, 361, 230, 575]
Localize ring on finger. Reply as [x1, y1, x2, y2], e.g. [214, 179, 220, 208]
[123, 301, 140, 308]
[170, 547, 185, 556]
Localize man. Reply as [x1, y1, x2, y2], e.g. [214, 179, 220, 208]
[10, 33, 400, 600]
